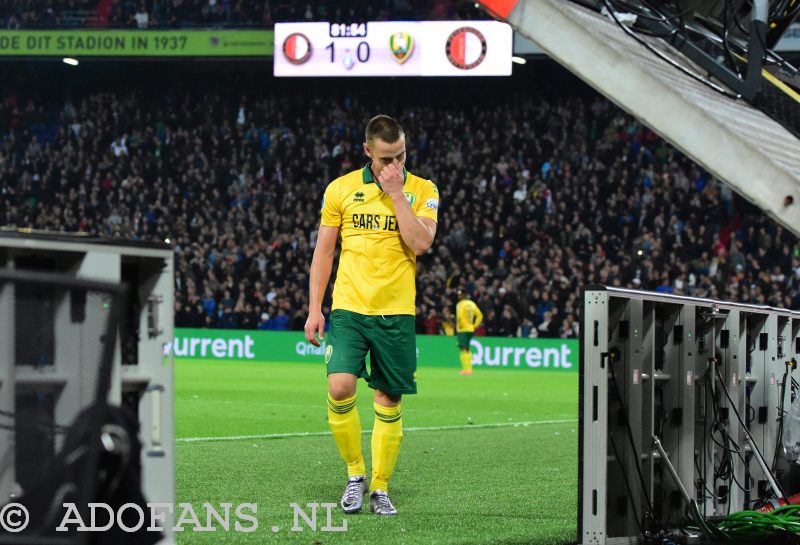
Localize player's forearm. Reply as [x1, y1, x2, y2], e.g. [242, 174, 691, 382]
[390, 194, 434, 255]
[308, 246, 334, 312]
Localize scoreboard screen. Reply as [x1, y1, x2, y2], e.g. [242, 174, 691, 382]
[274, 21, 512, 77]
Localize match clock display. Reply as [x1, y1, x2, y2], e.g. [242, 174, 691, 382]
[274, 21, 512, 77]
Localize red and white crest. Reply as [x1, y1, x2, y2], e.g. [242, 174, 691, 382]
[282, 33, 312, 65]
[445, 27, 487, 70]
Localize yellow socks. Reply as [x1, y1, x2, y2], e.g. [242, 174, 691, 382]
[460, 350, 473, 373]
[328, 395, 404, 491]
[370, 402, 403, 492]
[327, 394, 366, 477]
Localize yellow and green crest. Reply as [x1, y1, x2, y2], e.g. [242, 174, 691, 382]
[390, 32, 414, 64]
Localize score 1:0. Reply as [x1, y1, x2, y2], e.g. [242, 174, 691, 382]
[325, 41, 371, 63]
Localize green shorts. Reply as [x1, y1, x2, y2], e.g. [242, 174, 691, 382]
[457, 332, 473, 350]
[326, 309, 417, 395]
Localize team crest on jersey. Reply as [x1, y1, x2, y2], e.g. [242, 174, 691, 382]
[325, 345, 333, 364]
[404, 192, 416, 206]
[389, 32, 414, 64]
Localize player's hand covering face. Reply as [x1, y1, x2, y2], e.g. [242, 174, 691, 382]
[377, 162, 405, 198]
[365, 136, 405, 179]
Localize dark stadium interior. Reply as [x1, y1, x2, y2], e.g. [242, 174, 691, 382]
[0, 59, 798, 338]
[5, 2, 800, 544]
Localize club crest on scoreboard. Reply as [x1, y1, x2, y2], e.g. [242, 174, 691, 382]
[282, 32, 312, 65]
[446, 27, 487, 70]
[389, 32, 414, 64]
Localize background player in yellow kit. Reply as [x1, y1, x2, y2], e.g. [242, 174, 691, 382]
[304, 115, 439, 515]
[456, 289, 483, 375]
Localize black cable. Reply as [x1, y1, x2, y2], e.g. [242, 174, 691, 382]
[729, 458, 752, 495]
[772, 367, 790, 473]
[608, 355, 659, 520]
[642, 0, 708, 25]
[609, 431, 649, 540]
[695, 453, 723, 501]
[721, 0, 792, 71]
[609, 0, 707, 25]
[713, 363, 788, 499]
[704, 361, 737, 512]
[709, 428, 742, 454]
[601, 0, 742, 99]
[747, 403, 756, 426]
[722, 427, 739, 509]
[603, 0, 684, 38]
[606, 0, 677, 22]
[731, 3, 776, 71]
[723, 0, 745, 78]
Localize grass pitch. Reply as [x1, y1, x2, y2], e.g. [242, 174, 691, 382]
[175, 359, 579, 544]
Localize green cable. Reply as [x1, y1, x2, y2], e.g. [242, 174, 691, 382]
[708, 505, 800, 542]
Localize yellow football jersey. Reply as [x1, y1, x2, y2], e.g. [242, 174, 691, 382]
[321, 164, 439, 315]
[441, 320, 455, 336]
[456, 299, 483, 333]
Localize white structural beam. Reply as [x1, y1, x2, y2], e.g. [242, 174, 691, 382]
[482, 0, 800, 237]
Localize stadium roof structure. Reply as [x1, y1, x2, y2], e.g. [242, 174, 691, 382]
[479, 0, 800, 238]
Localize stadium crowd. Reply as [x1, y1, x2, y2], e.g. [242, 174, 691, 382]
[1, 0, 481, 29]
[0, 81, 798, 338]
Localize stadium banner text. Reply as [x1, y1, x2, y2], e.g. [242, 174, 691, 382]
[168, 328, 578, 371]
[0, 30, 273, 57]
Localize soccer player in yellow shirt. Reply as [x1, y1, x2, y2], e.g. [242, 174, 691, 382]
[456, 289, 483, 375]
[304, 115, 439, 515]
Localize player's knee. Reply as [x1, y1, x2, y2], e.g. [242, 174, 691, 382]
[328, 383, 356, 401]
[374, 390, 401, 406]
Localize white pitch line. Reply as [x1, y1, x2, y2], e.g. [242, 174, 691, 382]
[175, 418, 577, 444]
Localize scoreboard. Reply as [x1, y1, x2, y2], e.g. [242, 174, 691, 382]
[274, 21, 512, 77]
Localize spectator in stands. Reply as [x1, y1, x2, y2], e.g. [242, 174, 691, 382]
[560, 313, 579, 339]
[424, 308, 440, 336]
[133, 3, 149, 28]
[498, 305, 519, 338]
[218, 306, 238, 328]
[537, 311, 557, 339]
[271, 308, 289, 331]
[174, 300, 190, 327]
[1, 82, 799, 341]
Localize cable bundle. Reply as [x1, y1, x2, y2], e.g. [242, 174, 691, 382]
[687, 504, 800, 543]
